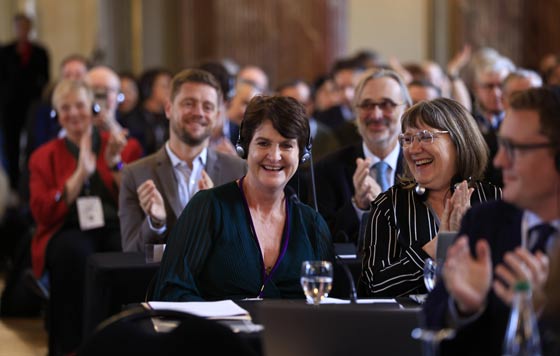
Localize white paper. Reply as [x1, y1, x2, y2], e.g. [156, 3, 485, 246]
[337, 254, 357, 259]
[146, 300, 250, 320]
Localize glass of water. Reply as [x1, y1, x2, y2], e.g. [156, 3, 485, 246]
[423, 258, 439, 292]
[300, 260, 333, 305]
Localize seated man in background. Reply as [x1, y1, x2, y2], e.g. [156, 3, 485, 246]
[314, 68, 411, 245]
[119, 69, 246, 253]
[423, 87, 560, 356]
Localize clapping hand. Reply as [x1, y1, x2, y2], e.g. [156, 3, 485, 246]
[105, 129, 128, 168]
[137, 180, 166, 225]
[440, 181, 474, 232]
[197, 170, 214, 190]
[352, 158, 381, 210]
[78, 127, 96, 179]
[494, 248, 549, 313]
[443, 236, 493, 315]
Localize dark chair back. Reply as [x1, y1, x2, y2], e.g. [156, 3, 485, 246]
[77, 306, 258, 356]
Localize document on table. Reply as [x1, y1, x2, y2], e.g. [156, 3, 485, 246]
[144, 300, 251, 320]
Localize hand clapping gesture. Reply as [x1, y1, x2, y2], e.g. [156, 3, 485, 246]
[197, 170, 214, 191]
[443, 236, 493, 315]
[440, 180, 474, 232]
[494, 248, 549, 314]
[352, 158, 381, 210]
[78, 127, 96, 179]
[137, 179, 166, 226]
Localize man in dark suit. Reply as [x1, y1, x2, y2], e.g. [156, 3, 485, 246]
[314, 69, 411, 244]
[119, 69, 246, 252]
[424, 87, 560, 355]
[0, 13, 49, 189]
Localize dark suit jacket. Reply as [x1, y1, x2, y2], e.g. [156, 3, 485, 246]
[423, 200, 523, 356]
[314, 143, 404, 244]
[119, 147, 247, 252]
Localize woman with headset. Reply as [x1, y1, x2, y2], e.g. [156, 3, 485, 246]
[153, 95, 332, 301]
[28, 79, 142, 355]
[359, 98, 502, 298]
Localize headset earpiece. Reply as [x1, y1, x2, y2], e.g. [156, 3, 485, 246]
[300, 131, 313, 164]
[235, 121, 246, 159]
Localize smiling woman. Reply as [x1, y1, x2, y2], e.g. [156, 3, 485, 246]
[359, 97, 502, 298]
[153, 96, 333, 301]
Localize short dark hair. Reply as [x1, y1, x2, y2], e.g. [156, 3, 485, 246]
[239, 96, 309, 160]
[400, 98, 489, 184]
[198, 61, 235, 102]
[169, 69, 222, 105]
[408, 79, 442, 97]
[509, 86, 560, 148]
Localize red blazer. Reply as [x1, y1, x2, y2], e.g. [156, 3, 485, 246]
[28, 132, 142, 277]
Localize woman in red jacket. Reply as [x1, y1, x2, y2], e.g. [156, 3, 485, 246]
[28, 79, 141, 355]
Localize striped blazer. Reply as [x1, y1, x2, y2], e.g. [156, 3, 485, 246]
[359, 181, 501, 298]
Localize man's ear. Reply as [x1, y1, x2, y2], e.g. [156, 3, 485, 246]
[164, 99, 172, 120]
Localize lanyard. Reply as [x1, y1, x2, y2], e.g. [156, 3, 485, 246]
[238, 176, 291, 298]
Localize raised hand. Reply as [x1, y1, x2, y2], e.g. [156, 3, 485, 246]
[137, 179, 166, 224]
[443, 236, 493, 315]
[352, 158, 381, 210]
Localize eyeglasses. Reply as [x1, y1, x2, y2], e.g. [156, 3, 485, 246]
[497, 136, 556, 161]
[356, 99, 403, 114]
[398, 130, 450, 148]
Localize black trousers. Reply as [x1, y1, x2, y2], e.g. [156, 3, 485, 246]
[45, 226, 121, 356]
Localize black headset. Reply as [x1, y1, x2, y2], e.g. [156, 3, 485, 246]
[235, 121, 312, 164]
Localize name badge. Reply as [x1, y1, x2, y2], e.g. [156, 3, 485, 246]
[76, 196, 105, 231]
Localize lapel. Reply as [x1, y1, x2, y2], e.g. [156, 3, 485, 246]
[205, 149, 220, 184]
[153, 148, 183, 218]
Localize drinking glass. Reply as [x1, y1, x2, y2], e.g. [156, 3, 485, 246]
[300, 261, 333, 305]
[423, 258, 439, 292]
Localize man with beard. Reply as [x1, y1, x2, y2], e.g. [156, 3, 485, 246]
[119, 69, 246, 252]
[314, 68, 411, 245]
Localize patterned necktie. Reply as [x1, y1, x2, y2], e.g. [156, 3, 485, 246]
[373, 161, 390, 192]
[529, 223, 556, 254]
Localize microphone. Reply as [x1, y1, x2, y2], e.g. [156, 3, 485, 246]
[335, 255, 358, 304]
[309, 153, 318, 213]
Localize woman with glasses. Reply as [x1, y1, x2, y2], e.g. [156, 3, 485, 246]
[359, 97, 501, 298]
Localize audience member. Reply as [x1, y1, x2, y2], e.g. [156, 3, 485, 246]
[28, 80, 142, 355]
[314, 68, 411, 244]
[315, 58, 365, 133]
[277, 79, 339, 160]
[0, 13, 49, 189]
[226, 79, 261, 145]
[199, 61, 238, 156]
[119, 68, 172, 154]
[502, 68, 543, 109]
[407, 79, 441, 104]
[25, 54, 90, 158]
[311, 75, 341, 116]
[471, 54, 515, 187]
[237, 65, 269, 93]
[423, 87, 560, 356]
[359, 98, 501, 298]
[119, 69, 246, 252]
[152, 95, 332, 301]
[117, 72, 139, 116]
